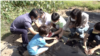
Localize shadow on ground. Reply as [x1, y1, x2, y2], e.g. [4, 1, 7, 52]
[1, 32, 11, 40]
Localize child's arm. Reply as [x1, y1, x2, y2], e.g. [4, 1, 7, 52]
[93, 44, 100, 50]
[44, 37, 57, 40]
[53, 28, 62, 35]
[84, 33, 89, 48]
[88, 44, 100, 55]
[28, 27, 39, 35]
[49, 22, 53, 27]
[59, 29, 64, 38]
[34, 21, 41, 28]
[84, 33, 90, 54]
[45, 39, 58, 47]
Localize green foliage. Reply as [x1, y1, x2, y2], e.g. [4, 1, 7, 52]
[8, 1, 31, 7]
[1, 1, 100, 40]
[0, 0, 63, 38]
[7, 0, 63, 12]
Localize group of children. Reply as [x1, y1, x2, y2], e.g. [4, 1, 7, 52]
[10, 8, 100, 56]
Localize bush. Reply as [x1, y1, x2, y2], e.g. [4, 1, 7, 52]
[7, 0, 63, 12]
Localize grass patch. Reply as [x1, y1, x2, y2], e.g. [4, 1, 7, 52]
[1, 6, 33, 40]
[61, 1, 100, 10]
[1, 19, 12, 40]
[1, 1, 100, 40]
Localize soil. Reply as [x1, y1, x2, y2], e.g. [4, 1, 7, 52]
[1, 8, 100, 56]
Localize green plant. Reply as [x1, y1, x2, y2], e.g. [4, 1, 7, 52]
[7, 0, 63, 12]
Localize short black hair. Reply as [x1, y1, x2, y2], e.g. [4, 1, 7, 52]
[38, 25, 50, 36]
[29, 9, 38, 18]
[51, 13, 60, 22]
[37, 9, 44, 17]
[94, 22, 100, 31]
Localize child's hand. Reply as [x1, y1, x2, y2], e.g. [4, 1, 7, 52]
[84, 48, 88, 55]
[47, 32, 55, 37]
[51, 32, 55, 36]
[59, 34, 62, 39]
[54, 39, 58, 44]
[88, 49, 95, 55]
[54, 37, 58, 39]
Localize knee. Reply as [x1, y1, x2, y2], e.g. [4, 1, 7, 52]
[22, 30, 28, 34]
[70, 28, 76, 32]
[76, 28, 83, 34]
[95, 35, 100, 40]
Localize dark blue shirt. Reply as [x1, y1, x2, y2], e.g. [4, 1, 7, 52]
[10, 13, 33, 31]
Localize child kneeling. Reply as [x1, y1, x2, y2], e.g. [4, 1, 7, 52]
[84, 22, 100, 55]
[27, 25, 58, 56]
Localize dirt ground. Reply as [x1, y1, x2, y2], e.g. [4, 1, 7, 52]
[1, 8, 100, 56]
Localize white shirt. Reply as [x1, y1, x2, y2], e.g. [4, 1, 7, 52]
[38, 12, 51, 25]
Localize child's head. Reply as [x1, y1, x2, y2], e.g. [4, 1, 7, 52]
[93, 22, 100, 34]
[70, 8, 82, 26]
[51, 13, 60, 23]
[38, 25, 50, 36]
[37, 9, 44, 18]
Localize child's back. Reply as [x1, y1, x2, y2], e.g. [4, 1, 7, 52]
[27, 34, 46, 55]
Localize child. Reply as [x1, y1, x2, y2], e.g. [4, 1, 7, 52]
[63, 8, 89, 39]
[84, 22, 100, 55]
[27, 25, 58, 56]
[50, 13, 66, 39]
[34, 9, 51, 27]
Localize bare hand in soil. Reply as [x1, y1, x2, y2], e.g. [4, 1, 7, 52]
[84, 48, 89, 55]
[88, 49, 95, 55]
[54, 39, 59, 44]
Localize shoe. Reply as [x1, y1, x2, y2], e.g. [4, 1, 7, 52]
[17, 46, 27, 56]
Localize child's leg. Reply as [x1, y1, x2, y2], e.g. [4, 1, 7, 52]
[69, 27, 76, 36]
[94, 35, 100, 45]
[76, 27, 89, 38]
[87, 34, 95, 47]
[36, 46, 48, 55]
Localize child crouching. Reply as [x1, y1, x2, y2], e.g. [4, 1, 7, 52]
[27, 25, 58, 56]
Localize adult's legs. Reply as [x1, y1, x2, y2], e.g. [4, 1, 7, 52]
[11, 28, 28, 45]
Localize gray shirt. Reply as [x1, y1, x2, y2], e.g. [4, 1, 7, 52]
[10, 13, 33, 31]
